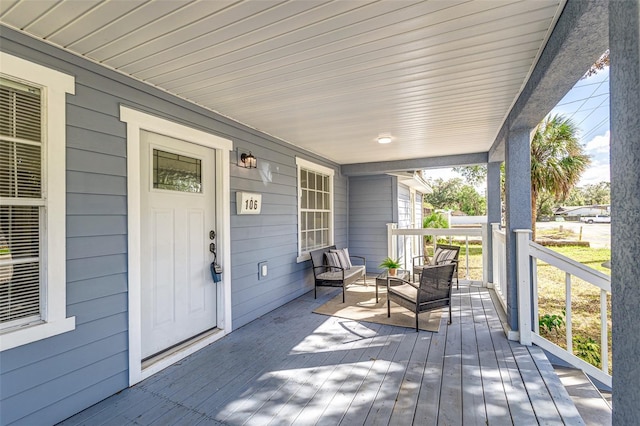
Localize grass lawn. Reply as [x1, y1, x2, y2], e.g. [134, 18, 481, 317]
[535, 245, 611, 373]
[447, 242, 611, 373]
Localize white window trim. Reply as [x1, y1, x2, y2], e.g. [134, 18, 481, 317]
[295, 157, 335, 263]
[120, 106, 233, 385]
[0, 52, 76, 351]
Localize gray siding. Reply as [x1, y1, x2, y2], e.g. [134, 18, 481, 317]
[0, 27, 346, 425]
[397, 184, 411, 229]
[229, 151, 347, 329]
[396, 184, 412, 269]
[348, 175, 395, 274]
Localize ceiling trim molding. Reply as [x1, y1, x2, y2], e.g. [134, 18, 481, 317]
[341, 152, 488, 176]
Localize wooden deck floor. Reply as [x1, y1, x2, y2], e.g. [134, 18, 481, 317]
[59, 282, 583, 425]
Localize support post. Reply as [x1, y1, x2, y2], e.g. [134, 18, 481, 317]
[610, 1, 640, 421]
[504, 128, 532, 331]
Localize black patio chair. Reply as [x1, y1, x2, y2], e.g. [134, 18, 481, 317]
[387, 262, 456, 331]
[412, 243, 460, 288]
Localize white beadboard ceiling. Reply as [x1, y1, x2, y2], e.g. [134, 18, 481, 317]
[0, 0, 565, 165]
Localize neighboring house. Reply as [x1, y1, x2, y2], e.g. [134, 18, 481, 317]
[554, 205, 611, 216]
[1, 2, 639, 425]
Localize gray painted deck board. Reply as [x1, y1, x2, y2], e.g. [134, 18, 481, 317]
[461, 288, 487, 426]
[386, 332, 432, 425]
[286, 323, 389, 425]
[480, 287, 538, 424]
[59, 284, 583, 426]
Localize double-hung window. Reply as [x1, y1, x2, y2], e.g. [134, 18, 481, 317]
[296, 158, 334, 261]
[0, 52, 75, 351]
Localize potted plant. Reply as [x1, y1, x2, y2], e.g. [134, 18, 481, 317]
[379, 257, 402, 276]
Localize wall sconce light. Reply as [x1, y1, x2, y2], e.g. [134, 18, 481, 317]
[240, 152, 257, 169]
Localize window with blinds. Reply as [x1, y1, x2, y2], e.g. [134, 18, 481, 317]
[0, 77, 43, 328]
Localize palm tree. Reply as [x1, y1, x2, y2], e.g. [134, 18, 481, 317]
[530, 114, 591, 239]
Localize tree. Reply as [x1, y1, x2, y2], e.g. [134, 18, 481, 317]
[422, 212, 449, 244]
[536, 189, 556, 218]
[565, 186, 586, 207]
[452, 165, 487, 186]
[458, 185, 486, 216]
[530, 114, 591, 239]
[565, 182, 610, 207]
[423, 178, 486, 215]
[582, 49, 609, 79]
[424, 178, 463, 211]
[583, 181, 610, 205]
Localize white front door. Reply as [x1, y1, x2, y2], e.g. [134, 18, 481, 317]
[140, 130, 217, 359]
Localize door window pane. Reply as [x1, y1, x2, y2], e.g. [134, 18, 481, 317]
[153, 149, 202, 193]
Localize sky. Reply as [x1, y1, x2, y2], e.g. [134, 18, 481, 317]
[424, 66, 611, 188]
[549, 67, 610, 186]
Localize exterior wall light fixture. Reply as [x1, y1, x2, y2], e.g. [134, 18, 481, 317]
[377, 135, 392, 144]
[240, 152, 257, 169]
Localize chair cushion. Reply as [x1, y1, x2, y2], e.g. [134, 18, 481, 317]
[388, 283, 417, 301]
[432, 247, 457, 265]
[325, 252, 341, 269]
[330, 248, 352, 269]
[317, 271, 345, 281]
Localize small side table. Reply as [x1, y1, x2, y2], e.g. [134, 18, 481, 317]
[375, 269, 409, 303]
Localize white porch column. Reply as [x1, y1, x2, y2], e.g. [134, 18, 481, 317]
[504, 129, 532, 331]
[486, 161, 502, 284]
[610, 1, 640, 423]
[515, 229, 533, 345]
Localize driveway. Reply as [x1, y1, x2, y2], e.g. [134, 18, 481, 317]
[536, 221, 611, 248]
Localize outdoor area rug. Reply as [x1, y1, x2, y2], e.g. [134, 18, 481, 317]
[313, 284, 442, 332]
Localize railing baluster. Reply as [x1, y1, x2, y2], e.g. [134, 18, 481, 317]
[533, 260, 539, 334]
[465, 235, 470, 280]
[601, 289, 608, 373]
[565, 272, 572, 354]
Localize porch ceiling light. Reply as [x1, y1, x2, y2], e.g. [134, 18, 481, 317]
[240, 152, 257, 169]
[377, 135, 392, 144]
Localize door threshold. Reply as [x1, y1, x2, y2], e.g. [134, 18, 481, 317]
[142, 328, 223, 371]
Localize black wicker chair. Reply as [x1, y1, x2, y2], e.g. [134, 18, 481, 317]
[387, 262, 456, 331]
[412, 243, 460, 288]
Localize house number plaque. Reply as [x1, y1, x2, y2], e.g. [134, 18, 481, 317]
[236, 192, 262, 215]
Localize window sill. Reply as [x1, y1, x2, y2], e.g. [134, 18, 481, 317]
[296, 253, 311, 263]
[0, 317, 76, 352]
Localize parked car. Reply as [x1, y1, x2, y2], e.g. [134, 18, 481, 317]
[580, 214, 611, 224]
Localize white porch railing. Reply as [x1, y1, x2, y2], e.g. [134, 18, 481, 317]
[515, 230, 612, 388]
[491, 224, 508, 311]
[387, 223, 611, 387]
[386, 223, 489, 285]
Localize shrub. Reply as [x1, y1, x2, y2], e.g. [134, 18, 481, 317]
[539, 310, 565, 336]
[574, 336, 601, 367]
